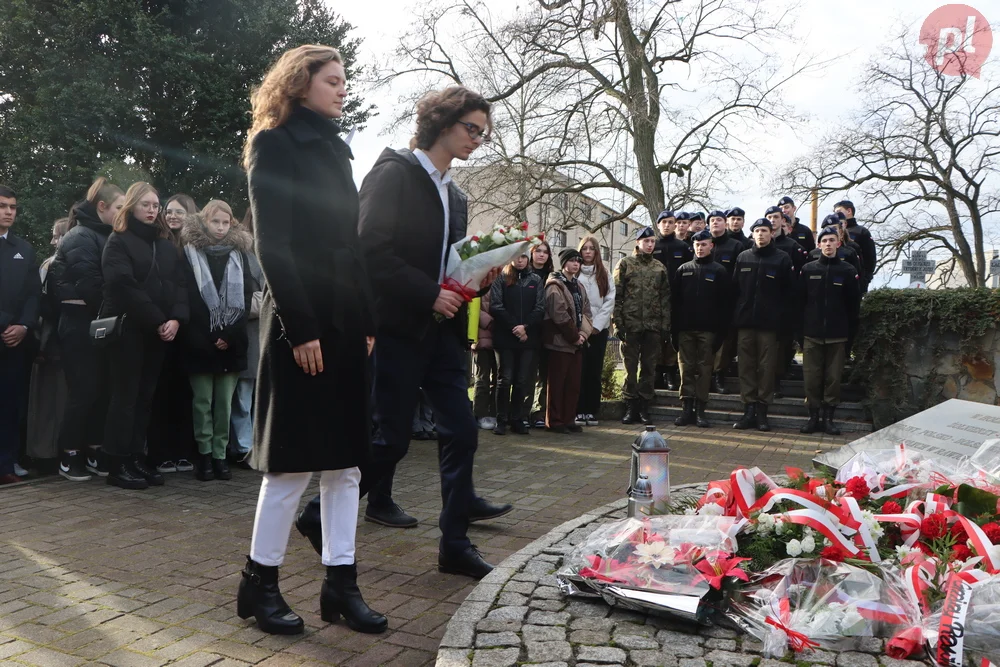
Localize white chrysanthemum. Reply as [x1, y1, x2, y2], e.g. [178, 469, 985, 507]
[774, 518, 786, 535]
[634, 541, 675, 568]
[895, 545, 917, 560]
[698, 503, 724, 516]
[801, 535, 816, 553]
[684, 507, 697, 516]
[786, 539, 803, 557]
[838, 607, 867, 635]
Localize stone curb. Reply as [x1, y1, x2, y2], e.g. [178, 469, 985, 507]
[435, 482, 708, 666]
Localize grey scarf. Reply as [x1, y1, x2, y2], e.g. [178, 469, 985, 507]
[553, 271, 583, 329]
[184, 243, 245, 331]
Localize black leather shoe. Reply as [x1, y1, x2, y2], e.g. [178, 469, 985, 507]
[132, 457, 164, 486]
[637, 400, 653, 425]
[321, 563, 387, 633]
[712, 372, 728, 394]
[695, 400, 710, 428]
[106, 456, 149, 490]
[364, 502, 418, 528]
[296, 501, 322, 556]
[196, 454, 214, 481]
[757, 402, 771, 432]
[438, 545, 494, 580]
[493, 421, 507, 436]
[212, 458, 232, 481]
[469, 499, 514, 523]
[237, 557, 304, 635]
[511, 421, 529, 435]
[621, 400, 637, 424]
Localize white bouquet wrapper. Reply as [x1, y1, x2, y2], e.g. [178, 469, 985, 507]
[441, 236, 533, 299]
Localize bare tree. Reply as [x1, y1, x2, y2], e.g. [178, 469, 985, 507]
[377, 0, 813, 229]
[780, 29, 1000, 287]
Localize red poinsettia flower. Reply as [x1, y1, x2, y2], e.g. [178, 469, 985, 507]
[920, 513, 947, 540]
[821, 546, 848, 562]
[692, 552, 750, 589]
[952, 545, 973, 561]
[578, 554, 634, 584]
[983, 523, 1000, 544]
[844, 476, 870, 498]
[881, 500, 903, 514]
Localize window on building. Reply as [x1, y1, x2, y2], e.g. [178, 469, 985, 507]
[600, 245, 610, 261]
[552, 230, 568, 247]
[619, 221, 628, 236]
[618, 251, 627, 261]
[556, 193, 568, 211]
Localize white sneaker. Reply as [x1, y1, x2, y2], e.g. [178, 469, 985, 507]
[586, 414, 599, 426]
[156, 461, 178, 473]
[175, 459, 195, 472]
[575, 414, 587, 425]
[478, 417, 497, 430]
[13, 463, 28, 477]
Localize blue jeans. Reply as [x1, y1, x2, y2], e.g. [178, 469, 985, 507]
[230, 378, 254, 455]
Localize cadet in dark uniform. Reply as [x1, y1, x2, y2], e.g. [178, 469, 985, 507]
[672, 230, 731, 428]
[653, 210, 692, 391]
[732, 219, 793, 432]
[707, 210, 743, 276]
[808, 213, 862, 277]
[765, 208, 808, 398]
[674, 212, 691, 244]
[727, 207, 751, 249]
[688, 211, 706, 238]
[778, 196, 816, 252]
[833, 200, 876, 294]
[799, 227, 861, 435]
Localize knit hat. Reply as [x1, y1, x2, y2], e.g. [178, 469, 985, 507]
[749, 218, 772, 232]
[817, 226, 839, 243]
[726, 207, 745, 218]
[656, 210, 675, 221]
[708, 210, 727, 221]
[777, 196, 795, 207]
[559, 248, 582, 265]
[764, 205, 782, 216]
[691, 229, 713, 242]
[635, 226, 655, 241]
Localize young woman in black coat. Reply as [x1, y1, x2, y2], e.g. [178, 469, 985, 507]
[48, 178, 124, 481]
[528, 241, 554, 426]
[181, 200, 254, 482]
[489, 252, 544, 435]
[237, 45, 385, 637]
[100, 182, 188, 490]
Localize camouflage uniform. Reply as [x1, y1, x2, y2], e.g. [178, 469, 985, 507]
[613, 250, 671, 402]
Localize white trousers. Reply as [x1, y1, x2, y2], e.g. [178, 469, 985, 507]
[249, 468, 360, 567]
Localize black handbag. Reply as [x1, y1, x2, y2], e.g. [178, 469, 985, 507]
[89, 247, 159, 347]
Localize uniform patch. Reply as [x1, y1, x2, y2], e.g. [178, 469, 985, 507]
[765, 270, 776, 279]
[833, 279, 844, 286]
[674, 252, 684, 258]
[682, 271, 694, 277]
[741, 267, 752, 272]
[809, 275, 821, 280]
[721, 254, 731, 261]
[705, 274, 715, 282]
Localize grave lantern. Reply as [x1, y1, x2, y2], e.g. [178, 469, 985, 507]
[628, 474, 653, 518]
[628, 425, 671, 516]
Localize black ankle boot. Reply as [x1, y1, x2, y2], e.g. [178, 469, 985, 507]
[674, 398, 695, 426]
[212, 458, 232, 480]
[824, 406, 841, 435]
[236, 557, 304, 635]
[132, 457, 164, 486]
[757, 402, 771, 431]
[621, 400, 637, 424]
[666, 368, 678, 391]
[695, 400, 710, 428]
[637, 400, 653, 425]
[734, 403, 757, 430]
[196, 454, 214, 481]
[321, 563, 388, 634]
[107, 456, 149, 490]
[712, 372, 728, 394]
[800, 408, 821, 434]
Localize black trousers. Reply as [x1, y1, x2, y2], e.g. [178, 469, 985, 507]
[0, 345, 26, 475]
[578, 328, 609, 415]
[364, 325, 479, 551]
[495, 347, 537, 423]
[103, 326, 165, 457]
[56, 308, 109, 453]
[147, 342, 196, 465]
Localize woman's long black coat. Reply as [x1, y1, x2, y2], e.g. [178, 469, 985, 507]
[246, 105, 376, 473]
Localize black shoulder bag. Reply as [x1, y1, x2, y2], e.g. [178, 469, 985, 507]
[90, 246, 160, 347]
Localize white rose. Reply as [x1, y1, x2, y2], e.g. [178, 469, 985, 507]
[697, 503, 724, 516]
[801, 536, 816, 553]
[491, 231, 506, 245]
[757, 513, 775, 531]
[774, 518, 786, 535]
[506, 228, 524, 242]
[469, 240, 479, 250]
[786, 539, 802, 557]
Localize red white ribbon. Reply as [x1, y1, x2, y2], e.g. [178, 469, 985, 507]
[935, 576, 973, 667]
[874, 512, 923, 546]
[766, 596, 819, 653]
[781, 508, 860, 556]
[954, 515, 1000, 573]
[902, 554, 936, 611]
[870, 483, 921, 499]
[839, 496, 881, 563]
[730, 467, 777, 518]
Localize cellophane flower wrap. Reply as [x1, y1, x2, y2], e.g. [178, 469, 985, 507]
[728, 559, 910, 657]
[439, 222, 541, 302]
[922, 574, 1000, 667]
[556, 515, 746, 622]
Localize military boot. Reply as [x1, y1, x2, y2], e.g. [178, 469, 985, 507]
[621, 400, 638, 425]
[712, 372, 728, 394]
[733, 404, 757, 430]
[665, 368, 678, 391]
[674, 398, 695, 426]
[757, 402, 771, 432]
[638, 400, 653, 425]
[695, 401, 710, 428]
[800, 408, 821, 434]
[824, 406, 841, 436]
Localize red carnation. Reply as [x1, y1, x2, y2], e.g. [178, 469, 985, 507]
[845, 476, 870, 498]
[951, 521, 969, 543]
[920, 513, 947, 540]
[917, 542, 935, 556]
[881, 501, 903, 514]
[952, 545, 973, 561]
[821, 546, 847, 562]
[984, 523, 1000, 544]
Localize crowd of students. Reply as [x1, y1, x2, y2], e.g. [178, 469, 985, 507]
[469, 198, 876, 439]
[0, 180, 263, 487]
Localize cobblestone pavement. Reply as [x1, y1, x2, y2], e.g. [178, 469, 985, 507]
[0, 423, 855, 666]
[439, 494, 928, 667]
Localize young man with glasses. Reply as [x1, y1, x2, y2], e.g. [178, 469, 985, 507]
[0, 185, 41, 484]
[295, 86, 512, 580]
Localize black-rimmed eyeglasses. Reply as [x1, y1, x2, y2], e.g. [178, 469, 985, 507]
[456, 121, 491, 143]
